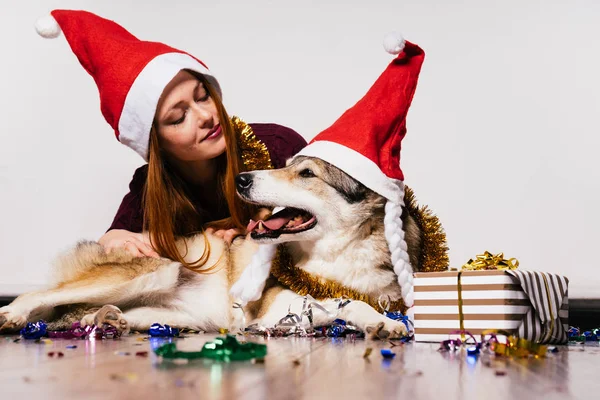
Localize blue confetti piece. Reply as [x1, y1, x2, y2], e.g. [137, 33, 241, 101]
[20, 321, 47, 340]
[466, 345, 480, 356]
[381, 349, 396, 359]
[149, 323, 179, 337]
[326, 325, 345, 338]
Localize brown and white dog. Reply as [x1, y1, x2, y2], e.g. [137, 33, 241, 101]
[0, 156, 422, 339]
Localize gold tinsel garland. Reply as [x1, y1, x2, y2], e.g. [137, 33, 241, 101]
[404, 186, 450, 273]
[231, 116, 449, 312]
[231, 116, 273, 172]
[270, 246, 408, 313]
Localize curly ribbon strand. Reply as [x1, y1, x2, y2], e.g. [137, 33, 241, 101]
[439, 329, 548, 358]
[480, 330, 548, 358]
[378, 294, 413, 333]
[568, 326, 600, 342]
[22, 320, 119, 340]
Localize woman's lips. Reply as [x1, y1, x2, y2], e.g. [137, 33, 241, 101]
[202, 124, 222, 141]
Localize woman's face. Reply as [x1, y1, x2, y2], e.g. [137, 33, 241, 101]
[154, 70, 226, 162]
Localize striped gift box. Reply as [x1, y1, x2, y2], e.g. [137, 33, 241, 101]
[413, 270, 569, 344]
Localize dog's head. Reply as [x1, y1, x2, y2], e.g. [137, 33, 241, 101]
[235, 156, 385, 244]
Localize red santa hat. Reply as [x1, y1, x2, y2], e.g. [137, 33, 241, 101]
[35, 10, 220, 160]
[231, 32, 425, 317]
[297, 36, 424, 310]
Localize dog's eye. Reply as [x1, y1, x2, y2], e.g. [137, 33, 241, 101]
[299, 168, 316, 178]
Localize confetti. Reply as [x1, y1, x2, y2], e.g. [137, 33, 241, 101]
[110, 373, 138, 383]
[20, 321, 47, 340]
[381, 349, 396, 359]
[154, 335, 267, 362]
[363, 348, 373, 358]
[149, 323, 179, 337]
[174, 379, 195, 388]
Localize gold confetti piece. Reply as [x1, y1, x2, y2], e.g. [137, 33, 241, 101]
[110, 373, 138, 383]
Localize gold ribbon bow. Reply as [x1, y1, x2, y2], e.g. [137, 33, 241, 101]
[461, 251, 519, 271]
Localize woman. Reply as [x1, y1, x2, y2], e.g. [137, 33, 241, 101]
[37, 10, 306, 269]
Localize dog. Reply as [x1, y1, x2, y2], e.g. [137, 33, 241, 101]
[0, 156, 423, 339]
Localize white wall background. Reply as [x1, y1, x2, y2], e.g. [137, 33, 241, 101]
[0, 0, 598, 298]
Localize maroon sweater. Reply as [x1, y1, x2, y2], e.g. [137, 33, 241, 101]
[108, 123, 307, 233]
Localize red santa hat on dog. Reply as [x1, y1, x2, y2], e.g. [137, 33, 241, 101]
[231, 32, 425, 315]
[35, 10, 220, 160]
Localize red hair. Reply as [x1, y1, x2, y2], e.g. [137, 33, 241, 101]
[143, 73, 256, 271]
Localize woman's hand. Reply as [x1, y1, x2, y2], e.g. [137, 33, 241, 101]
[205, 227, 244, 244]
[98, 229, 160, 258]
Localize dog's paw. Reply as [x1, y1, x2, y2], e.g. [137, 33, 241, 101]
[0, 306, 27, 333]
[365, 319, 408, 340]
[82, 305, 129, 336]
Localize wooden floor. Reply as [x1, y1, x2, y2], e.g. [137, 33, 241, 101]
[0, 332, 598, 400]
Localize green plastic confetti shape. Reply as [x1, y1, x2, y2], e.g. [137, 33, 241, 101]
[154, 335, 267, 362]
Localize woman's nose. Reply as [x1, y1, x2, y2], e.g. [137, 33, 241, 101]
[192, 103, 214, 127]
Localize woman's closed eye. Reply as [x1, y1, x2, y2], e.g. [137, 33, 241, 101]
[167, 82, 210, 125]
[195, 82, 210, 103]
[171, 111, 187, 125]
[196, 92, 210, 103]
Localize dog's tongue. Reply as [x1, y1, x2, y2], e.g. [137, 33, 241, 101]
[247, 219, 260, 232]
[246, 208, 298, 232]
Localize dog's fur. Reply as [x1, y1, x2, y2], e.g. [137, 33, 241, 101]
[0, 156, 422, 339]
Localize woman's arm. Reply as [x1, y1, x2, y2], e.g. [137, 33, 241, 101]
[107, 166, 147, 233]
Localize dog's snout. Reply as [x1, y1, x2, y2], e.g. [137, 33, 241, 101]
[235, 173, 254, 192]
